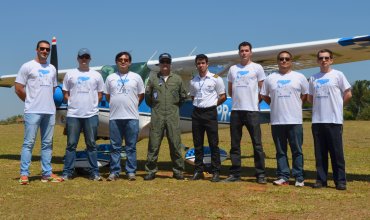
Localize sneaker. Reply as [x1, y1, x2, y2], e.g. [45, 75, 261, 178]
[41, 174, 64, 183]
[61, 175, 72, 181]
[273, 178, 289, 186]
[223, 175, 241, 182]
[19, 175, 29, 185]
[127, 173, 136, 181]
[257, 176, 267, 184]
[106, 174, 119, 181]
[295, 180, 305, 187]
[90, 175, 103, 181]
[336, 183, 347, 190]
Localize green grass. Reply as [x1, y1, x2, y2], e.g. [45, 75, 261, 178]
[0, 121, 369, 219]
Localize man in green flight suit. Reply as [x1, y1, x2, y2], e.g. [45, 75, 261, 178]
[144, 53, 188, 181]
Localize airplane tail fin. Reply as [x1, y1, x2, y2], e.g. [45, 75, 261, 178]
[50, 37, 59, 82]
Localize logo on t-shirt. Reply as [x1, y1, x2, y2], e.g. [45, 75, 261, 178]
[77, 76, 90, 93]
[116, 79, 130, 94]
[315, 79, 330, 98]
[277, 80, 292, 97]
[236, 70, 251, 86]
[38, 69, 51, 86]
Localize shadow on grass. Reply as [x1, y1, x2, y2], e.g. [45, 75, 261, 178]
[2, 155, 369, 183]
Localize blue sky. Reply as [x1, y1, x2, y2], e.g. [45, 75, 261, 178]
[0, 1, 369, 119]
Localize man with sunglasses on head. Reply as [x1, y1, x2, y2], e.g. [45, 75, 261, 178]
[61, 48, 104, 181]
[144, 53, 188, 181]
[190, 54, 226, 182]
[15, 40, 63, 185]
[104, 51, 145, 181]
[261, 51, 308, 187]
[308, 49, 352, 190]
[224, 41, 267, 184]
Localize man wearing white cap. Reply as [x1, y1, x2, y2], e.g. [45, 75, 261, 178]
[61, 48, 104, 181]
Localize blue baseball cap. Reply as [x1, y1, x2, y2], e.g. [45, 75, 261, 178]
[78, 48, 91, 57]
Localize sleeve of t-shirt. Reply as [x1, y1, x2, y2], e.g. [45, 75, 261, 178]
[52, 65, 58, 87]
[137, 75, 145, 94]
[62, 72, 70, 91]
[256, 64, 266, 82]
[97, 74, 104, 92]
[189, 80, 196, 97]
[260, 76, 269, 96]
[103, 76, 110, 94]
[308, 76, 314, 95]
[300, 74, 309, 95]
[216, 77, 226, 95]
[338, 71, 351, 92]
[15, 63, 28, 85]
[227, 68, 233, 83]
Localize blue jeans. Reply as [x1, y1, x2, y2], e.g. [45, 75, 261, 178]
[63, 115, 99, 177]
[109, 119, 139, 175]
[271, 124, 304, 182]
[20, 113, 55, 176]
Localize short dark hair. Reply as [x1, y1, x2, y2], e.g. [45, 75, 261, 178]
[115, 51, 132, 62]
[195, 54, 208, 63]
[317, 49, 333, 59]
[238, 41, 252, 51]
[277, 50, 293, 60]
[36, 40, 50, 49]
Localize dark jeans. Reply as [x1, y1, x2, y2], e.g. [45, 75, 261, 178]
[229, 111, 265, 177]
[312, 123, 346, 185]
[271, 124, 304, 181]
[192, 106, 220, 173]
[63, 115, 99, 177]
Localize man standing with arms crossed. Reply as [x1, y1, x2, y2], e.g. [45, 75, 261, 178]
[61, 48, 104, 181]
[224, 41, 267, 183]
[15, 40, 63, 185]
[144, 53, 188, 181]
[308, 49, 352, 190]
[104, 51, 144, 181]
[190, 54, 226, 182]
[261, 51, 308, 187]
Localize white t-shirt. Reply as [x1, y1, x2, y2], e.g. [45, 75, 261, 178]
[15, 60, 57, 114]
[309, 69, 351, 124]
[104, 71, 145, 120]
[62, 68, 104, 118]
[227, 62, 266, 111]
[261, 71, 309, 125]
[190, 71, 225, 108]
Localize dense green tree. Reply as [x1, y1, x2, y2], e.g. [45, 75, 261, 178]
[347, 80, 370, 120]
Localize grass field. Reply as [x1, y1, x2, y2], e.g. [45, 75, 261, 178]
[0, 121, 369, 219]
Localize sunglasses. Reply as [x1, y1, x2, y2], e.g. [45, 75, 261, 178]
[78, 54, 91, 59]
[117, 58, 130, 63]
[160, 60, 171, 64]
[279, 57, 291, 62]
[318, 56, 331, 61]
[39, 47, 50, 52]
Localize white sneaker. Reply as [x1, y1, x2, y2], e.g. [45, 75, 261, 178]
[273, 178, 289, 186]
[295, 180, 304, 187]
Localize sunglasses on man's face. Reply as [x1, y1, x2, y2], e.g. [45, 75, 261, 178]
[318, 56, 331, 61]
[39, 47, 50, 52]
[78, 54, 91, 59]
[117, 58, 130, 63]
[160, 60, 171, 64]
[279, 57, 291, 62]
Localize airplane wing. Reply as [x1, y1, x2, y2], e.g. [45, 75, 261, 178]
[147, 35, 370, 79]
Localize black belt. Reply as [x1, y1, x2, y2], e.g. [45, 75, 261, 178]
[194, 106, 217, 112]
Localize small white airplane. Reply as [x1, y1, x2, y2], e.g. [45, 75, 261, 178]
[1, 35, 370, 165]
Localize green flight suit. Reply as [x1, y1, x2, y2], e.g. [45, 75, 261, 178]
[145, 72, 187, 175]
